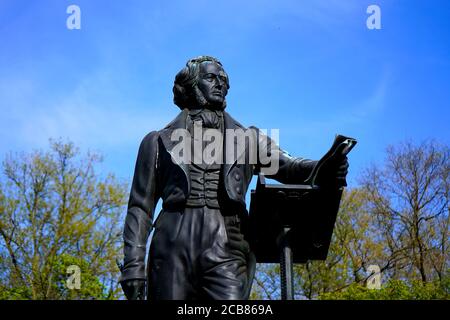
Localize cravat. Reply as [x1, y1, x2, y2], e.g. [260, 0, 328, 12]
[189, 109, 223, 129]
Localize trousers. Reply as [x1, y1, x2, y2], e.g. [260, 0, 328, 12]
[148, 206, 254, 300]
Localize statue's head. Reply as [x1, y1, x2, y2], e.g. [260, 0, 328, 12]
[173, 56, 230, 110]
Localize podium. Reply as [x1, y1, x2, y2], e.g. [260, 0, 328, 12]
[247, 135, 356, 300]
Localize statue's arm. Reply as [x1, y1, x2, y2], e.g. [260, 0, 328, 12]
[120, 131, 160, 283]
[273, 152, 317, 184]
[251, 126, 317, 184]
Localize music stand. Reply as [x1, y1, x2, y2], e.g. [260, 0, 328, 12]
[248, 174, 343, 299]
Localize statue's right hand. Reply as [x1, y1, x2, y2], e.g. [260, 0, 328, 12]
[120, 279, 146, 300]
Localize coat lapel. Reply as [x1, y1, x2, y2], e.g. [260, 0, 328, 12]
[223, 111, 246, 181]
[159, 109, 191, 191]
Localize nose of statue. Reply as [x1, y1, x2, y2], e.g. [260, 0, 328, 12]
[215, 80, 223, 90]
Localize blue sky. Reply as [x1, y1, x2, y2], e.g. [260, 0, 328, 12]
[1, 0, 449, 197]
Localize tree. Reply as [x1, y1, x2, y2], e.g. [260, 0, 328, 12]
[362, 140, 449, 283]
[250, 263, 281, 300]
[0, 140, 127, 299]
[320, 277, 449, 300]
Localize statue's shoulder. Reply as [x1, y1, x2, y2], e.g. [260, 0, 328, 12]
[138, 131, 160, 152]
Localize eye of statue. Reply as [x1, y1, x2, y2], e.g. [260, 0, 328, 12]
[203, 73, 215, 81]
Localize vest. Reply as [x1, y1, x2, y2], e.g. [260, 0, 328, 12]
[185, 109, 224, 209]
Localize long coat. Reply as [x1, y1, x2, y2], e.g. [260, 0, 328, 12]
[120, 109, 316, 282]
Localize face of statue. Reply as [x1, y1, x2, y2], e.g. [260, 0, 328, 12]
[196, 62, 228, 108]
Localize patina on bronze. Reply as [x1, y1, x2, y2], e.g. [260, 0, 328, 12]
[118, 56, 350, 300]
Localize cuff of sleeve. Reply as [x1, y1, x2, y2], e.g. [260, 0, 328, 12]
[119, 268, 147, 283]
[120, 246, 147, 282]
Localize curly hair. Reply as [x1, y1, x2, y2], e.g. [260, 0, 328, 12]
[173, 56, 230, 110]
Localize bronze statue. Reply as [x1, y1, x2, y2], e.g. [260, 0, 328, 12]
[118, 56, 349, 300]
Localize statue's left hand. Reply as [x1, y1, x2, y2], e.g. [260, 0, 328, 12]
[335, 156, 349, 187]
[317, 155, 349, 188]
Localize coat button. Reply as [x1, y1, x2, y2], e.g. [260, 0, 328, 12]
[236, 186, 242, 194]
[235, 174, 241, 181]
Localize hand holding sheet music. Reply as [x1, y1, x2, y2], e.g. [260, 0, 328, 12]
[304, 135, 357, 188]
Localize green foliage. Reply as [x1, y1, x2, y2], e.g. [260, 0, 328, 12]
[320, 277, 450, 300]
[51, 254, 109, 300]
[0, 140, 127, 300]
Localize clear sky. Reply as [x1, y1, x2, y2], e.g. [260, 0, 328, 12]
[1, 0, 449, 196]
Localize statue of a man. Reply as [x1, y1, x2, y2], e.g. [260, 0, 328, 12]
[119, 56, 349, 300]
